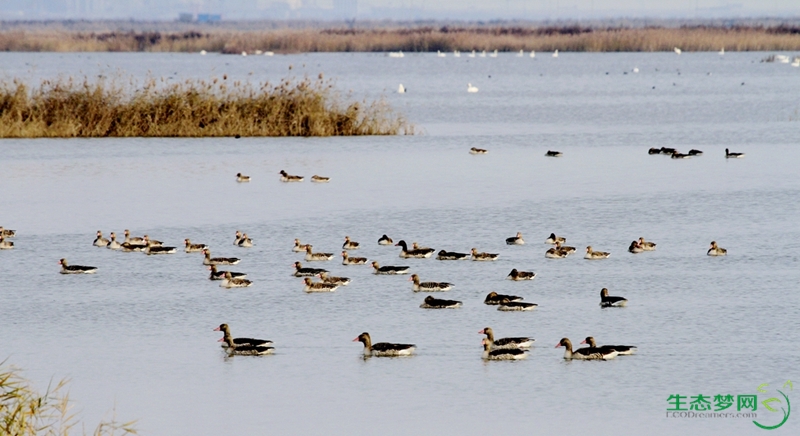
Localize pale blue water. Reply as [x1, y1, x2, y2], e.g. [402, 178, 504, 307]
[1, 52, 799, 435]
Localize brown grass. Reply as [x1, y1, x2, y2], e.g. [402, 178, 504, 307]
[0, 75, 412, 138]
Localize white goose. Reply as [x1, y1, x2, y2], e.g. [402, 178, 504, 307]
[467, 83, 479, 93]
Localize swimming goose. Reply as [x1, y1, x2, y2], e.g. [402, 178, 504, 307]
[545, 246, 568, 259]
[279, 170, 304, 182]
[0, 236, 14, 249]
[371, 261, 410, 275]
[671, 151, 691, 159]
[585, 246, 611, 259]
[497, 299, 537, 311]
[600, 288, 628, 307]
[214, 323, 272, 347]
[480, 327, 534, 350]
[557, 338, 618, 360]
[59, 258, 97, 274]
[184, 239, 208, 253]
[305, 245, 334, 261]
[411, 242, 432, 251]
[107, 232, 121, 250]
[484, 292, 523, 305]
[208, 265, 247, 280]
[436, 249, 470, 260]
[292, 261, 328, 277]
[725, 148, 745, 158]
[552, 49, 559, 58]
[467, 83, 479, 93]
[220, 336, 274, 355]
[353, 332, 415, 357]
[123, 229, 144, 244]
[120, 241, 147, 252]
[341, 251, 368, 265]
[469, 147, 488, 154]
[234, 231, 244, 245]
[688, 149, 703, 156]
[237, 233, 253, 247]
[489, 49, 498, 58]
[482, 338, 527, 360]
[303, 277, 339, 293]
[377, 234, 394, 245]
[582, 337, 637, 355]
[310, 175, 330, 183]
[293, 239, 312, 252]
[202, 248, 240, 265]
[471, 248, 498, 261]
[648, 147, 661, 155]
[410, 274, 453, 292]
[505, 232, 525, 245]
[507, 269, 536, 281]
[628, 240, 644, 254]
[545, 233, 566, 245]
[420, 295, 462, 309]
[637, 237, 656, 251]
[221, 271, 253, 288]
[236, 173, 250, 182]
[342, 236, 360, 250]
[318, 271, 351, 286]
[545, 150, 563, 157]
[396, 240, 434, 258]
[555, 241, 576, 255]
[707, 241, 727, 256]
[146, 245, 177, 255]
[0, 227, 15, 237]
[93, 231, 110, 247]
[142, 235, 163, 247]
[674, 47, 682, 55]
[660, 147, 677, 155]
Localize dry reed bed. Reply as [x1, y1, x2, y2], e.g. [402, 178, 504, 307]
[2, 26, 800, 53]
[0, 76, 412, 138]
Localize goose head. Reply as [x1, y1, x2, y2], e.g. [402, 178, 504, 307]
[601, 288, 609, 297]
[303, 277, 313, 285]
[213, 323, 230, 333]
[581, 337, 597, 347]
[395, 240, 408, 249]
[555, 337, 573, 351]
[353, 332, 372, 349]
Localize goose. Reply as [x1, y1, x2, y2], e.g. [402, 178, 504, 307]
[582, 337, 637, 355]
[214, 323, 272, 347]
[467, 83, 479, 93]
[545, 246, 568, 259]
[0, 236, 14, 249]
[318, 271, 351, 286]
[468, 50, 476, 58]
[219, 336, 274, 355]
[648, 147, 661, 155]
[93, 231, 110, 247]
[221, 271, 253, 288]
[202, 248, 240, 265]
[237, 233, 253, 247]
[600, 288, 628, 307]
[638, 237, 656, 251]
[481, 338, 527, 360]
[489, 49, 498, 58]
[146, 245, 177, 255]
[719, 47, 725, 56]
[123, 229, 144, 244]
[200, 50, 207, 55]
[107, 232, 121, 250]
[506, 269, 536, 281]
[184, 239, 208, 253]
[342, 236, 360, 250]
[725, 148, 745, 158]
[516, 49, 524, 57]
[529, 50, 536, 58]
[671, 151, 691, 159]
[371, 261, 410, 275]
[388, 51, 404, 58]
[396, 240, 434, 258]
[545, 233, 566, 245]
[292, 261, 328, 277]
[479, 327, 534, 349]
[208, 265, 247, 280]
[497, 299, 537, 311]
[142, 235, 163, 247]
[413, 242, 433, 251]
[660, 147, 677, 155]
[471, 248, 498, 261]
[436, 249, 470, 260]
[59, 258, 97, 274]
[707, 241, 727, 256]
[234, 231, 244, 245]
[341, 251, 368, 265]
[674, 47, 682, 55]
[397, 83, 406, 94]
[556, 337, 618, 360]
[469, 147, 488, 154]
[484, 292, 523, 305]
[120, 241, 147, 252]
[552, 49, 559, 58]
[505, 232, 525, 245]
[688, 149, 703, 156]
[293, 239, 312, 252]
[633, 67, 639, 73]
[311, 175, 330, 183]
[453, 50, 461, 57]
[0, 227, 15, 237]
[437, 50, 446, 57]
[353, 332, 415, 357]
[236, 173, 250, 182]
[420, 295, 462, 309]
[545, 150, 563, 157]
[377, 234, 394, 245]
[628, 240, 644, 254]
[410, 274, 453, 292]
[585, 246, 610, 259]
[555, 241, 575, 255]
[305, 245, 334, 261]
[303, 277, 338, 293]
[279, 170, 304, 182]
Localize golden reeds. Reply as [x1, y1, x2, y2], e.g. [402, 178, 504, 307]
[0, 76, 412, 138]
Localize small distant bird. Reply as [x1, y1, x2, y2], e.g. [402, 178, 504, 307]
[674, 47, 682, 55]
[236, 173, 250, 182]
[599, 288, 628, 307]
[398, 84, 406, 94]
[545, 150, 562, 157]
[725, 148, 745, 158]
[59, 258, 97, 274]
[707, 241, 727, 256]
[311, 175, 330, 183]
[552, 49, 559, 58]
[469, 147, 488, 154]
[467, 83, 479, 93]
[279, 170, 304, 182]
[505, 232, 525, 245]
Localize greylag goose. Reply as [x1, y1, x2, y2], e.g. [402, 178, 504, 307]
[545, 233, 566, 245]
[93, 231, 110, 247]
[208, 265, 247, 280]
[220, 336, 274, 355]
[342, 236, 360, 250]
[353, 332, 415, 357]
[638, 237, 656, 251]
[341, 251, 367, 265]
[202, 248, 240, 265]
[371, 261, 410, 275]
[628, 241, 644, 254]
[318, 271, 350, 286]
[303, 277, 338, 292]
[214, 323, 272, 347]
[555, 241, 575, 255]
[305, 245, 334, 261]
[107, 232, 121, 250]
[484, 292, 523, 305]
[660, 147, 677, 155]
[293, 239, 311, 252]
[471, 248, 498, 261]
[410, 274, 453, 292]
[279, 170, 304, 182]
[671, 151, 691, 159]
[505, 232, 525, 245]
[236, 173, 251, 182]
[234, 231, 244, 245]
[582, 337, 637, 355]
[221, 271, 253, 288]
[184, 239, 208, 253]
[688, 149, 703, 156]
[585, 246, 610, 259]
[481, 339, 527, 360]
[648, 147, 661, 155]
[237, 233, 253, 247]
[600, 288, 628, 307]
[545, 150, 563, 157]
[146, 245, 177, 255]
[479, 327, 534, 349]
[120, 241, 147, 252]
[725, 148, 745, 158]
[412, 242, 431, 251]
[0, 236, 14, 250]
[498, 299, 537, 311]
[469, 147, 488, 154]
[59, 258, 97, 274]
[506, 269, 536, 281]
[436, 249, 470, 260]
[311, 175, 330, 183]
[143, 235, 163, 247]
[420, 295, 462, 309]
[0, 227, 15, 237]
[377, 234, 394, 245]
[123, 229, 144, 244]
[396, 240, 434, 258]
[556, 338, 618, 360]
[292, 261, 328, 277]
[545, 246, 568, 259]
[707, 241, 727, 256]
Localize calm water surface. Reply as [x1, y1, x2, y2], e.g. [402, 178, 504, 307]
[1, 52, 799, 435]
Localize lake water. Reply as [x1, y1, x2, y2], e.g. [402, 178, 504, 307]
[1, 52, 799, 435]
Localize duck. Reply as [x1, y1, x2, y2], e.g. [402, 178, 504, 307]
[638, 237, 657, 251]
[725, 148, 745, 158]
[545, 246, 568, 259]
[107, 232, 121, 250]
[59, 258, 97, 274]
[0, 227, 15, 237]
[221, 271, 253, 288]
[146, 245, 177, 255]
[93, 231, 110, 247]
[600, 288, 628, 307]
[202, 248, 240, 265]
[410, 274, 453, 292]
[377, 234, 394, 245]
[484, 292, 523, 305]
[123, 229, 144, 244]
[497, 299, 537, 311]
[353, 332, 415, 357]
[318, 271, 350, 286]
[303, 277, 339, 293]
[479, 327, 534, 349]
[648, 147, 661, 155]
[582, 336, 637, 355]
[545, 150, 563, 157]
[233, 231, 244, 245]
[628, 240, 644, 254]
[545, 233, 566, 245]
[469, 147, 488, 154]
[293, 238, 312, 252]
[420, 295, 462, 309]
[0, 236, 14, 249]
[279, 170, 304, 182]
[505, 232, 525, 245]
[506, 269, 536, 281]
[292, 261, 328, 277]
[481, 338, 527, 360]
[436, 249, 470, 260]
[341, 251, 368, 265]
[660, 147, 677, 155]
[395, 240, 434, 258]
[371, 261, 410, 275]
[236, 172, 250, 182]
[305, 245, 334, 261]
[556, 338, 618, 360]
[208, 265, 247, 280]
[184, 239, 208, 253]
[310, 175, 330, 183]
[342, 236, 360, 250]
[471, 248, 498, 261]
[237, 233, 253, 247]
[214, 323, 272, 347]
[554, 241, 575, 255]
[707, 241, 727, 256]
[219, 336, 274, 355]
[688, 149, 704, 156]
[585, 246, 611, 259]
